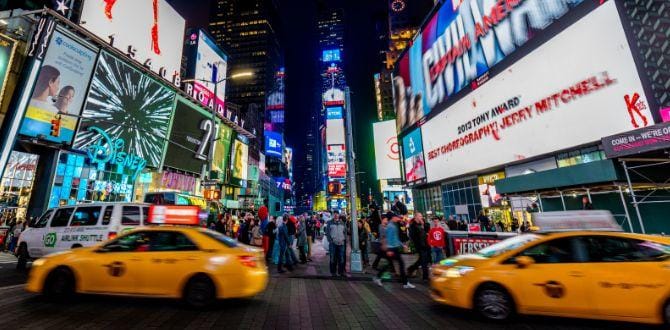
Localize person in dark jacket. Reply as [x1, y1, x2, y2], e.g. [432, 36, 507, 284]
[264, 217, 276, 261]
[276, 217, 293, 273]
[406, 213, 430, 280]
[237, 213, 252, 244]
[447, 215, 458, 231]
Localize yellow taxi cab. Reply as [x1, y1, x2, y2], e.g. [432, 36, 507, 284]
[430, 210, 670, 325]
[25, 205, 268, 307]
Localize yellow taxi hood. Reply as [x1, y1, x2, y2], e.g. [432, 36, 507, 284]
[437, 254, 491, 268]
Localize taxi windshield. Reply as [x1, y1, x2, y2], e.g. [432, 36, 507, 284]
[200, 229, 238, 248]
[476, 234, 541, 258]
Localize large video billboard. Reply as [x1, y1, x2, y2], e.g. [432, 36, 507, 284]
[326, 119, 345, 145]
[79, 0, 185, 83]
[421, 1, 654, 183]
[74, 52, 176, 168]
[0, 34, 16, 104]
[184, 29, 228, 114]
[19, 30, 97, 144]
[231, 139, 249, 181]
[163, 98, 213, 174]
[264, 131, 283, 158]
[394, 0, 586, 132]
[373, 120, 401, 180]
[212, 122, 233, 175]
[327, 145, 346, 178]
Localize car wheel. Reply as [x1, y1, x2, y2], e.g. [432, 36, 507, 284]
[664, 300, 670, 326]
[474, 283, 514, 321]
[71, 244, 82, 249]
[16, 244, 29, 270]
[183, 275, 216, 308]
[44, 267, 76, 300]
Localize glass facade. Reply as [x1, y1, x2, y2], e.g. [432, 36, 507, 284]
[48, 152, 135, 208]
[441, 177, 482, 222]
[0, 151, 39, 224]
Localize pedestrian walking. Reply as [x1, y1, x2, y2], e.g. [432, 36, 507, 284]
[297, 216, 308, 263]
[325, 210, 347, 277]
[276, 217, 293, 273]
[358, 219, 370, 267]
[251, 219, 263, 247]
[286, 215, 299, 266]
[373, 212, 414, 289]
[407, 212, 430, 281]
[428, 217, 446, 263]
[264, 216, 276, 262]
[306, 214, 316, 261]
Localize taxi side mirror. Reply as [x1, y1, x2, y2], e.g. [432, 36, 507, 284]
[516, 256, 535, 268]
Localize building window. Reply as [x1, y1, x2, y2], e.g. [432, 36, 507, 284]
[441, 178, 481, 222]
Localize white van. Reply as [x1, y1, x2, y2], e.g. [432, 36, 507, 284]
[16, 202, 150, 267]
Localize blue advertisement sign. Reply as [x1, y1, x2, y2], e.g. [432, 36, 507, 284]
[402, 128, 426, 185]
[394, 0, 585, 132]
[264, 131, 283, 158]
[326, 106, 343, 120]
[322, 49, 341, 62]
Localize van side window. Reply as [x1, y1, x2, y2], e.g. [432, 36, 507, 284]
[102, 206, 114, 225]
[71, 206, 102, 226]
[51, 208, 74, 227]
[122, 206, 141, 226]
[32, 210, 53, 228]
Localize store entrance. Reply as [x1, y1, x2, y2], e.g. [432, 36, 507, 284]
[0, 151, 39, 225]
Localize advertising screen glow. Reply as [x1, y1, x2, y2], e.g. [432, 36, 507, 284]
[184, 29, 228, 114]
[163, 99, 213, 174]
[322, 49, 341, 62]
[74, 52, 176, 168]
[327, 145, 346, 178]
[80, 0, 185, 83]
[326, 119, 345, 145]
[373, 120, 401, 180]
[421, 1, 653, 183]
[19, 30, 97, 144]
[231, 139, 249, 181]
[402, 128, 426, 185]
[264, 131, 283, 158]
[394, 0, 586, 133]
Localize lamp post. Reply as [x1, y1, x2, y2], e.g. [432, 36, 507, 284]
[345, 87, 362, 273]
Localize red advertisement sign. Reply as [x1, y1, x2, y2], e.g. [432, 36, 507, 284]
[452, 237, 501, 255]
[328, 163, 346, 178]
[147, 205, 200, 225]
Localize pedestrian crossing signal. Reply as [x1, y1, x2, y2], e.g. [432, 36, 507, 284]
[50, 115, 61, 137]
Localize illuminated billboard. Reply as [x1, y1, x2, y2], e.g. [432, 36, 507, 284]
[327, 145, 346, 178]
[421, 1, 654, 183]
[323, 87, 344, 106]
[394, 0, 586, 132]
[183, 29, 228, 115]
[231, 139, 249, 181]
[264, 131, 283, 158]
[0, 34, 16, 105]
[326, 106, 343, 120]
[373, 120, 400, 180]
[19, 30, 97, 144]
[74, 52, 176, 168]
[322, 49, 341, 62]
[402, 128, 426, 186]
[163, 98, 213, 174]
[80, 0, 185, 84]
[326, 119, 345, 145]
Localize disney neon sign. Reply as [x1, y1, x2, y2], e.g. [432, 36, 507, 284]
[85, 126, 147, 180]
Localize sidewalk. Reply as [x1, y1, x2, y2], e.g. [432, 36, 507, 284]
[269, 238, 420, 282]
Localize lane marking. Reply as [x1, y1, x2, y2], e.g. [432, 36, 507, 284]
[0, 284, 24, 292]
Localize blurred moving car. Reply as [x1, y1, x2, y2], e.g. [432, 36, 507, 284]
[26, 206, 268, 307]
[430, 211, 670, 325]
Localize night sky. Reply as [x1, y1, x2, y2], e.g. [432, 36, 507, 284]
[170, 0, 387, 202]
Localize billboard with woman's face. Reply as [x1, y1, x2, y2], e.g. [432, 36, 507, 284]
[19, 30, 97, 144]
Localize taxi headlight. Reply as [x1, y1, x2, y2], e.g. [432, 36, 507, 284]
[445, 266, 474, 278]
[32, 258, 46, 267]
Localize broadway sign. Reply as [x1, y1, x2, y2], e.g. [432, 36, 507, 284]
[602, 122, 670, 158]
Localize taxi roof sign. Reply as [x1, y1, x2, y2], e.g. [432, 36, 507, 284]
[147, 205, 201, 226]
[532, 210, 623, 233]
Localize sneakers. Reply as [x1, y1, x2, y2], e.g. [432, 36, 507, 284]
[373, 277, 383, 287]
[403, 282, 416, 289]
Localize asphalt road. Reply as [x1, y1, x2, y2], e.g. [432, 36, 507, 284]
[0, 252, 658, 329]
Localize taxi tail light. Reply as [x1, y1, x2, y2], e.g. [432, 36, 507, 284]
[238, 255, 258, 268]
[108, 232, 117, 240]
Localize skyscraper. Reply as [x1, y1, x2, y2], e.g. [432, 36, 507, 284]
[208, 0, 283, 152]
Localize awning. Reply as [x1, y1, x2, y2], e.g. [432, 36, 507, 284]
[496, 160, 621, 194]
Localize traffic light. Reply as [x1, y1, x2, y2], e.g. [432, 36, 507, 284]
[50, 115, 61, 137]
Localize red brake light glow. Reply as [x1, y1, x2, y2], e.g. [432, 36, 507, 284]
[238, 255, 257, 268]
[147, 205, 201, 225]
[108, 232, 117, 240]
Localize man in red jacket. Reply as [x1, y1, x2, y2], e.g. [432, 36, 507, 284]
[428, 217, 446, 263]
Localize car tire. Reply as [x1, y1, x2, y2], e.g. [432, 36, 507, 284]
[183, 274, 216, 308]
[16, 244, 29, 270]
[474, 283, 515, 322]
[71, 244, 82, 249]
[44, 267, 76, 301]
[663, 299, 670, 326]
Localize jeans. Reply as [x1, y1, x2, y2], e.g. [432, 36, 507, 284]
[407, 249, 431, 280]
[277, 243, 293, 271]
[329, 243, 346, 275]
[377, 247, 407, 284]
[287, 236, 299, 265]
[431, 247, 444, 263]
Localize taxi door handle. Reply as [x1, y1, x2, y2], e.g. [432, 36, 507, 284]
[569, 271, 584, 278]
[185, 257, 198, 261]
[129, 258, 141, 262]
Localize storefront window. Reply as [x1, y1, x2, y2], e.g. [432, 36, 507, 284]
[48, 152, 136, 208]
[557, 147, 605, 168]
[0, 151, 39, 224]
[441, 178, 481, 222]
